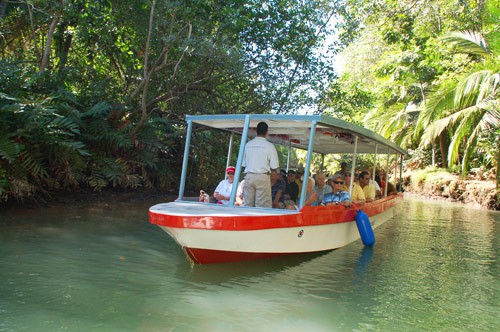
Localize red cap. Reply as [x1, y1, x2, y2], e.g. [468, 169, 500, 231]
[226, 166, 236, 173]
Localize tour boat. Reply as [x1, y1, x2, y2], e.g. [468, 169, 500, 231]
[149, 114, 405, 264]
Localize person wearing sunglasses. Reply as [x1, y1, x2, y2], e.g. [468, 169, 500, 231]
[321, 175, 351, 207]
[214, 166, 237, 205]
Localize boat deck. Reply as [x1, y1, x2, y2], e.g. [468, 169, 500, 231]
[150, 201, 300, 217]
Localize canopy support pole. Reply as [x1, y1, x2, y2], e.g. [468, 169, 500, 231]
[228, 115, 251, 206]
[299, 121, 317, 208]
[178, 120, 193, 200]
[286, 141, 291, 173]
[372, 143, 378, 184]
[225, 132, 234, 179]
[393, 154, 398, 191]
[399, 154, 404, 192]
[384, 149, 390, 197]
[349, 135, 359, 196]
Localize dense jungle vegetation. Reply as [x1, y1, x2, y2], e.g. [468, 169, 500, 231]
[0, 0, 498, 204]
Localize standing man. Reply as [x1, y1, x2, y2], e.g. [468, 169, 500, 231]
[243, 122, 279, 208]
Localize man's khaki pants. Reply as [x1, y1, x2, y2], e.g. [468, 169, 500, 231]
[243, 173, 271, 208]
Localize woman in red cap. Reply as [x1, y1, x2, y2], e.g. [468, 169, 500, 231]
[213, 166, 236, 205]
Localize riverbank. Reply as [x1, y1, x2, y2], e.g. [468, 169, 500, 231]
[0, 188, 177, 211]
[2, 174, 498, 211]
[403, 169, 499, 210]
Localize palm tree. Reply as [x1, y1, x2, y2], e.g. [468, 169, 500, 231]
[416, 31, 500, 185]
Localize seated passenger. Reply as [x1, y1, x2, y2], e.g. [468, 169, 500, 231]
[314, 172, 332, 203]
[377, 170, 398, 196]
[386, 180, 398, 195]
[376, 170, 386, 189]
[347, 173, 366, 204]
[337, 162, 349, 178]
[295, 165, 305, 198]
[367, 170, 382, 198]
[375, 172, 384, 197]
[270, 169, 286, 208]
[322, 175, 350, 207]
[358, 170, 376, 202]
[283, 170, 299, 202]
[235, 180, 245, 206]
[213, 166, 236, 205]
[331, 170, 348, 186]
[304, 177, 319, 206]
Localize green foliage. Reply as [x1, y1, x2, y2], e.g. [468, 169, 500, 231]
[418, 30, 500, 177]
[1, 0, 499, 203]
[320, 78, 374, 123]
[0, 0, 348, 202]
[410, 166, 453, 187]
[327, 0, 499, 187]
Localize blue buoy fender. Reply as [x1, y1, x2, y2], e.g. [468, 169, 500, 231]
[355, 210, 375, 246]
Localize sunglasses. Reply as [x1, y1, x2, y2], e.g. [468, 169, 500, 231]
[333, 180, 344, 185]
[227, 172, 235, 175]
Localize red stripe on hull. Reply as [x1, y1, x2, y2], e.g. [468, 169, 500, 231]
[150, 194, 402, 231]
[185, 247, 331, 264]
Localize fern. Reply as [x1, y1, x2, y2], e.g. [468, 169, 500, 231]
[0, 137, 23, 163]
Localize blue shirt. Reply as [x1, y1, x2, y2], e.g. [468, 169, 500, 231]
[306, 191, 319, 206]
[322, 190, 350, 205]
[271, 179, 286, 202]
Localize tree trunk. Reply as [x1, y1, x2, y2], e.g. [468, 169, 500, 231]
[439, 132, 447, 168]
[130, 0, 156, 142]
[0, 0, 8, 18]
[40, 3, 63, 72]
[497, 145, 499, 191]
[431, 143, 435, 167]
[57, 32, 72, 78]
[26, 1, 41, 68]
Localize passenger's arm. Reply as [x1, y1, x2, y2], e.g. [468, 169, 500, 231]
[273, 190, 283, 208]
[305, 192, 318, 206]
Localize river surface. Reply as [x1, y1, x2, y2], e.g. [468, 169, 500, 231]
[0, 196, 499, 332]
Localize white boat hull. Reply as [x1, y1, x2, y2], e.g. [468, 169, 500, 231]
[150, 195, 402, 264]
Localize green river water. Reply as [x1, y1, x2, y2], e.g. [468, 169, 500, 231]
[0, 196, 499, 332]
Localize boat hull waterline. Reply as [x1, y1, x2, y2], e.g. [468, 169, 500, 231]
[149, 194, 402, 264]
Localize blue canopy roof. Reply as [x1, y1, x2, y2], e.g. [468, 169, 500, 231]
[187, 114, 406, 155]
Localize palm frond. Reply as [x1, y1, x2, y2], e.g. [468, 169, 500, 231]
[0, 138, 23, 163]
[81, 102, 112, 118]
[447, 108, 486, 166]
[420, 115, 455, 147]
[460, 124, 482, 177]
[48, 116, 81, 135]
[482, 107, 500, 129]
[444, 31, 490, 57]
[455, 69, 499, 109]
[416, 81, 456, 136]
[19, 151, 48, 178]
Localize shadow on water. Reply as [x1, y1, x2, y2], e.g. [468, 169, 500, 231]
[183, 250, 333, 284]
[179, 242, 378, 288]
